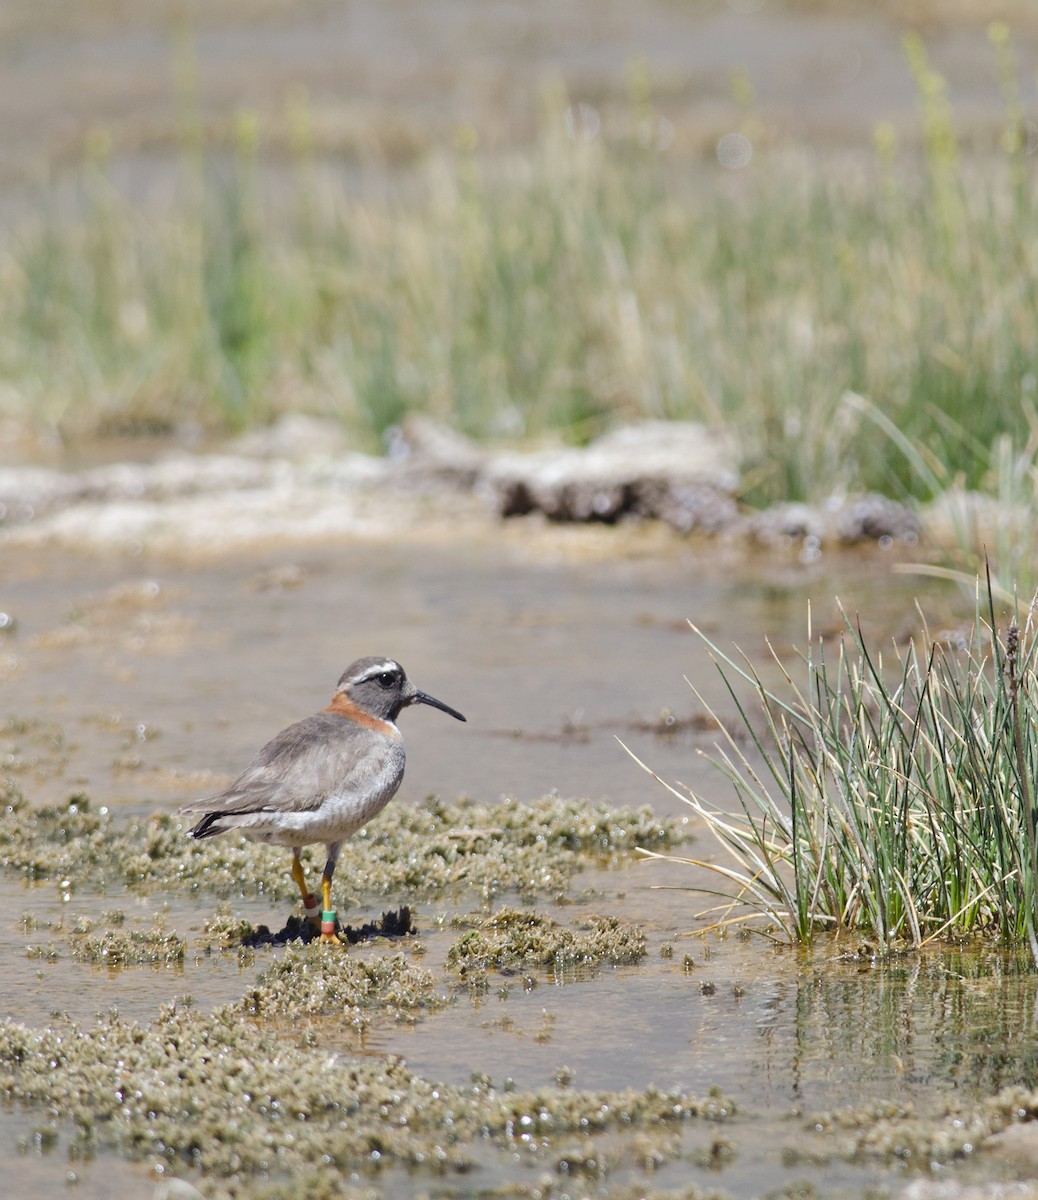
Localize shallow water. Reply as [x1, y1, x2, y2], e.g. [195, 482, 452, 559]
[3, 529, 1031, 1199]
[384, 911, 1038, 1197]
[0, 1107, 155, 1200]
[4, 859, 1037, 1199]
[0, 533, 952, 817]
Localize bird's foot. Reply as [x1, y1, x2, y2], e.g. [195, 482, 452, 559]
[318, 909, 345, 947]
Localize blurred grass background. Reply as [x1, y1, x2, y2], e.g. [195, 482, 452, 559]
[0, 3, 1036, 515]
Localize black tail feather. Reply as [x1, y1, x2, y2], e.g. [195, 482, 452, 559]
[188, 812, 224, 839]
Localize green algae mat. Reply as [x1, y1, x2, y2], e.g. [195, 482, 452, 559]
[3, 790, 1038, 1199]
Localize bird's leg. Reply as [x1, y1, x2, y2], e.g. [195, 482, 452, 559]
[291, 848, 321, 930]
[319, 842, 344, 946]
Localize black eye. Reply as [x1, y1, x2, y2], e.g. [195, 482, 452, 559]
[377, 671, 396, 688]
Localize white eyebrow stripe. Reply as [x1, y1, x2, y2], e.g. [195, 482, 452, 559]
[354, 660, 400, 683]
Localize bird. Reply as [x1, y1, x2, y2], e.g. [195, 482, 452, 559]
[177, 656, 466, 944]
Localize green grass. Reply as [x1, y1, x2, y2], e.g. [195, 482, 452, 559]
[631, 571, 1038, 958]
[0, 31, 1035, 510]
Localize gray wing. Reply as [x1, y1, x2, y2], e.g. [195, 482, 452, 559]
[178, 713, 381, 822]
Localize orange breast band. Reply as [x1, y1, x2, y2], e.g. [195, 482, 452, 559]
[323, 693, 400, 737]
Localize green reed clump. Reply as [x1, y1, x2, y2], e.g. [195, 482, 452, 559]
[1, 33, 1035, 504]
[633, 576, 1038, 958]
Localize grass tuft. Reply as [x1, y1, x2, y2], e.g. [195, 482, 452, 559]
[631, 572, 1038, 958]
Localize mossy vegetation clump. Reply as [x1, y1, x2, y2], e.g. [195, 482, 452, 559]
[0, 791, 686, 903]
[66, 926, 187, 968]
[0, 1005, 735, 1189]
[236, 947, 443, 1027]
[809, 1084, 1038, 1168]
[446, 907, 647, 976]
[20, 910, 186, 967]
[345, 794, 681, 902]
[0, 792, 113, 882]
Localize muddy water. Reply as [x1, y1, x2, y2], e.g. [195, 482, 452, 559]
[0, 533, 951, 816]
[3, 530, 1027, 1199]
